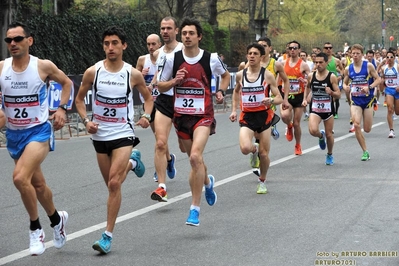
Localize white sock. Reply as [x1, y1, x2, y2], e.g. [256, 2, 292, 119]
[204, 176, 211, 189]
[129, 159, 137, 170]
[190, 205, 200, 212]
[159, 183, 166, 190]
[104, 231, 113, 238]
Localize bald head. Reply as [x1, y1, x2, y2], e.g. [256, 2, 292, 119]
[146, 34, 162, 55]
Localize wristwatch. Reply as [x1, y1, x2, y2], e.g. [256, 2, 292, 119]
[141, 113, 151, 122]
[58, 104, 67, 112]
[82, 117, 90, 126]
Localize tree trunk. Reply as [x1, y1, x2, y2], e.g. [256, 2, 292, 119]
[208, 0, 217, 26]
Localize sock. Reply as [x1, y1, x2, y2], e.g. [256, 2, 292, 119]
[104, 231, 113, 238]
[49, 210, 61, 228]
[327, 153, 332, 156]
[258, 178, 266, 183]
[159, 183, 166, 190]
[190, 205, 200, 212]
[205, 181, 211, 189]
[255, 138, 260, 144]
[30, 218, 42, 231]
[130, 159, 137, 170]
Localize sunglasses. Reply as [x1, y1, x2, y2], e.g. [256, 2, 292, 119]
[288, 47, 298, 50]
[4, 36, 28, 43]
[387, 56, 395, 59]
[324, 47, 333, 50]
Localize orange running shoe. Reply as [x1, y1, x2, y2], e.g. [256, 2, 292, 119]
[151, 187, 168, 202]
[294, 144, 302, 155]
[285, 122, 293, 142]
[384, 101, 387, 107]
[373, 103, 378, 111]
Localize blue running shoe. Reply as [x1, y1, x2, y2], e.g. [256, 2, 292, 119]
[92, 233, 112, 254]
[130, 149, 145, 177]
[153, 172, 158, 182]
[325, 154, 334, 165]
[319, 130, 326, 150]
[205, 175, 217, 206]
[167, 154, 176, 179]
[185, 209, 200, 226]
[271, 125, 280, 140]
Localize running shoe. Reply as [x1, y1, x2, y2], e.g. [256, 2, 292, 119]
[334, 114, 338, 119]
[388, 130, 395, 138]
[130, 149, 145, 177]
[271, 125, 280, 140]
[250, 143, 260, 168]
[319, 130, 326, 150]
[373, 103, 378, 111]
[92, 233, 112, 254]
[166, 154, 177, 179]
[303, 113, 309, 121]
[349, 124, 355, 133]
[29, 228, 45, 256]
[252, 168, 260, 177]
[361, 151, 370, 161]
[257, 182, 268, 194]
[205, 175, 217, 206]
[294, 144, 302, 155]
[186, 209, 200, 226]
[151, 186, 168, 202]
[285, 122, 293, 142]
[325, 154, 334, 165]
[53, 211, 68, 249]
[153, 172, 158, 182]
[384, 101, 387, 107]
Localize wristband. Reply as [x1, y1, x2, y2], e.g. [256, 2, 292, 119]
[82, 117, 90, 126]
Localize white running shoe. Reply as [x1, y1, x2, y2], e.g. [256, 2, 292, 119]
[29, 228, 45, 255]
[53, 211, 68, 249]
[388, 130, 395, 138]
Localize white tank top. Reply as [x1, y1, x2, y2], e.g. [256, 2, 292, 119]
[0, 55, 48, 130]
[139, 54, 158, 103]
[156, 42, 183, 96]
[91, 60, 135, 141]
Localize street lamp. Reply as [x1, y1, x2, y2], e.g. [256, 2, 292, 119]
[382, 0, 385, 48]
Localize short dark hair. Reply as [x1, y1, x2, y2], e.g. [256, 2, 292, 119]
[162, 16, 179, 29]
[366, 49, 374, 55]
[180, 17, 202, 37]
[7, 21, 31, 37]
[289, 40, 301, 49]
[102, 26, 127, 44]
[247, 42, 265, 56]
[316, 52, 328, 62]
[257, 36, 271, 47]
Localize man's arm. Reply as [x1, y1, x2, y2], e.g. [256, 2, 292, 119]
[265, 71, 282, 106]
[135, 55, 146, 73]
[215, 70, 230, 104]
[368, 63, 381, 89]
[229, 71, 243, 122]
[75, 66, 96, 133]
[275, 61, 290, 108]
[41, 59, 72, 131]
[131, 68, 153, 128]
[0, 109, 5, 128]
[329, 74, 341, 99]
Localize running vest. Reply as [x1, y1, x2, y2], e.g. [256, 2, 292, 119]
[91, 61, 135, 140]
[156, 42, 184, 96]
[310, 72, 335, 114]
[265, 58, 277, 78]
[241, 67, 273, 114]
[140, 54, 158, 102]
[172, 50, 213, 117]
[383, 65, 399, 88]
[0, 55, 48, 130]
[284, 58, 305, 94]
[326, 57, 338, 75]
[348, 61, 374, 97]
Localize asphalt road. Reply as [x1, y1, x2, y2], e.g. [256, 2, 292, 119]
[1, 96, 399, 266]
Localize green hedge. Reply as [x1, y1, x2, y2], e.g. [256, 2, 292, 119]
[26, 13, 158, 75]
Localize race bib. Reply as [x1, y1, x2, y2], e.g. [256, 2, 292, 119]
[241, 85, 264, 109]
[174, 87, 205, 114]
[93, 94, 128, 123]
[3, 94, 41, 126]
